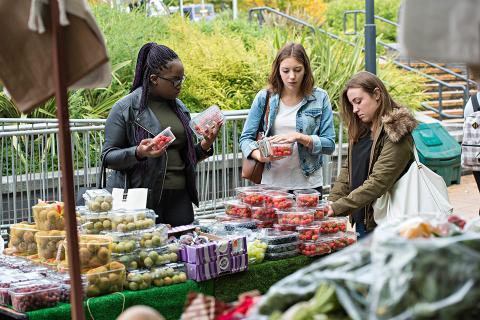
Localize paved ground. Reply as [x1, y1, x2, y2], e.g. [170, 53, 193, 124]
[449, 174, 479, 221]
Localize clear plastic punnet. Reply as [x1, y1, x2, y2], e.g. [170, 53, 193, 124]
[83, 189, 113, 212]
[9, 279, 61, 312]
[266, 241, 300, 254]
[270, 142, 293, 157]
[294, 189, 320, 208]
[125, 269, 153, 291]
[35, 230, 66, 261]
[224, 200, 252, 218]
[85, 262, 126, 297]
[315, 217, 348, 234]
[189, 105, 225, 138]
[258, 229, 299, 245]
[8, 223, 38, 256]
[79, 211, 113, 234]
[312, 200, 328, 220]
[265, 249, 299, 260]
[152, 126, 176, 150]
[138, 224, 169, 248]
[235, 187, 266, 206]
[276, 208, 315, 226]
[110, 209, 156, 232]
[65, 235, 112, 271]
[299, 239, 332, 257]
[251, 206, 276, 221]
[151, 263, 187, 287]
[264, 191, 294, 210]
[32, 201, 65, 231]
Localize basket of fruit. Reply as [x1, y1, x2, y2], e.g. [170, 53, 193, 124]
[32, 201, 65, 231]
[8, 222, 38, 256]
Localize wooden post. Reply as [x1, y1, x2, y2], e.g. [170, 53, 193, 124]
[50, 2, 86, 319]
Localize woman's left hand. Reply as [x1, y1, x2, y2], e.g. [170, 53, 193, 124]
[201, 120, 223, 151]
[268, 133, 299, 144]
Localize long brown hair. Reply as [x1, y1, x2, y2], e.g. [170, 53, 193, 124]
[268, 43, 314, 96]
[340, 71, 401, 142]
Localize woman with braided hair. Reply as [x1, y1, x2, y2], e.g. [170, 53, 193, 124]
[102, 43, 222, 226]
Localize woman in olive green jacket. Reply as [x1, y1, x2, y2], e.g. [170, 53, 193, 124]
[328, 71, 418, 237]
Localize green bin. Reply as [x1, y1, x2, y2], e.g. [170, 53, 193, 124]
[412, 123, 461, 186]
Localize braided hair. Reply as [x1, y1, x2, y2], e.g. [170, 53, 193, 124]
[132, 43, 197, 167]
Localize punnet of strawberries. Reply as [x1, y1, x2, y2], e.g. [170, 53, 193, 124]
[264, 191, 294, 210]
[316, 217, 348, 234]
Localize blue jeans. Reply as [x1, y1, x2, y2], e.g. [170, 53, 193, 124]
[355, 221, 369, 239]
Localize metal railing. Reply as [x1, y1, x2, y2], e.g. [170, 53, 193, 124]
[343, 9, 478, 119]
[0, 111, 343, 226]
[248, 6, 472, 120]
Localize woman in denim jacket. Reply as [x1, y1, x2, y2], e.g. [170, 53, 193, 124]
[239, 43, 335, 193]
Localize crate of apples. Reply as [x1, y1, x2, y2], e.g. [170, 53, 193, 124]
[276, 208, 314, 226]
[152, 126, 176, 150]
[299, 240, 332, 257]
[264, 191, 294, 210]
[316, 217, 348, 234]
[294, 189, 319, 207]
[224, 200, 251, 218]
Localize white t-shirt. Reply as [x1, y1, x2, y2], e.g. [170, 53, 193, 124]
[261, 99, 323, 189]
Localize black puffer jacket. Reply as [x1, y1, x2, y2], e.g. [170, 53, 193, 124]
[101, 88, 212, 209]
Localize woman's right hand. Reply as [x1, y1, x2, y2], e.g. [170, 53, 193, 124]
[136, 139, 167, 159]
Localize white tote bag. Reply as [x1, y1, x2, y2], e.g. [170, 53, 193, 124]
[373, 146, 453, 225]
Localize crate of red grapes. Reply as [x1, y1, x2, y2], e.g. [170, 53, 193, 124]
[270, 142, 293, 157]
[235, 187, 266, 206]
[316, 217, 348, 234]
[9, 280, 61, 312]
[294, 189, 320, 207]
[276, 208, 314, 226]
[251, 206, 276, 220]
[313, 200, 328, 220]
[152, 126, 176, 150]
[264, 191, 294, 210]
[189, 105, 225, 138]
[299, 239, 332, 257]
[224, 200, 251, 218]
[326, 232, 357, 251]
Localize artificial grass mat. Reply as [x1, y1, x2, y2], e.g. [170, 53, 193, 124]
[26, 255, 315, 320]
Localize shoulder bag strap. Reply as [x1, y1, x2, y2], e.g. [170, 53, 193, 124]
[257, 91, 271, 137]
[471, 93, 480, 112]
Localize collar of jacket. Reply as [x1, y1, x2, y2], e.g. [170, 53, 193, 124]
[265, 90, 317, 136]
[347, 106, 418, 181]
[130, 87, 190, 137]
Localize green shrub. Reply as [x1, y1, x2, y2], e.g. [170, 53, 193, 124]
[325, 0, 402, 43]
[0, 3, 421, 120]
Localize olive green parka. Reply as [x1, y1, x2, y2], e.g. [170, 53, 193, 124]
[329, 107, 418, 231]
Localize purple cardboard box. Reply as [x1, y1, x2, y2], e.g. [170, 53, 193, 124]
[181, 236, 247, 264]
[186, 253, 248, 281]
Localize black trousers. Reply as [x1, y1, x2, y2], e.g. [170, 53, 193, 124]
[155, 189, 194, 227]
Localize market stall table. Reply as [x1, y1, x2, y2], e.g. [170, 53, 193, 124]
[0, 255, 315, 320]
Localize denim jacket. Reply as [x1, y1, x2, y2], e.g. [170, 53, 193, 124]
[240, 88, 336, 175]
